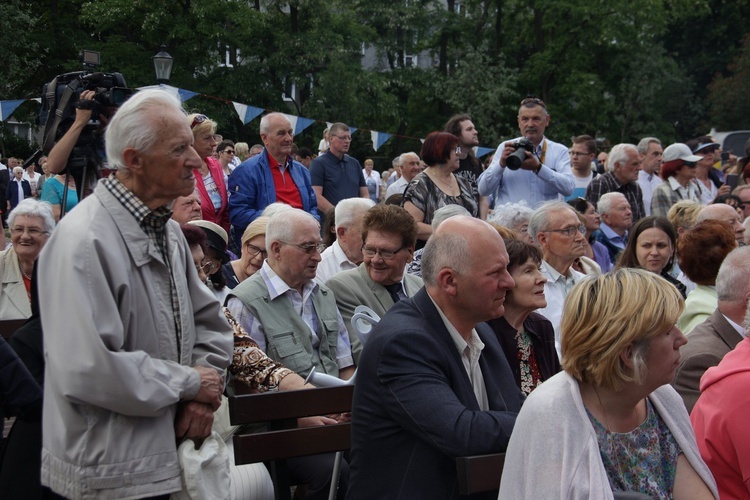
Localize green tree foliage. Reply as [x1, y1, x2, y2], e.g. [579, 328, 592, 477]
[708, 34, 750, 131]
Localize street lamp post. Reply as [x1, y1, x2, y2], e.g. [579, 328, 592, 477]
[152, 44, 173, 84]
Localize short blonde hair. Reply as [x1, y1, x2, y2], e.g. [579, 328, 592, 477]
[667, 200, 701, 232]
[241, 216, 269, 246]
[561, 268, 683, 391]
[187, 112, 217, 137]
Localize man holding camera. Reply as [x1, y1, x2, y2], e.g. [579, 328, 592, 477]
[478, 98, 574, 208]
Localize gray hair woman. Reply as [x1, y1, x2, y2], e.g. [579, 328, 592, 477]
[488, 201, 535, 244]
[0, 199, 54, 319]
[406, 204, 470, 277]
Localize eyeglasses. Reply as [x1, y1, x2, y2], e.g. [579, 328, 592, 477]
[544, 225, 586, 238]
[454, 146, 462, 155]
[362, 245, 405, 260]
[521, 96, 547, 109]
[190, 114, 208, 129]
[569, 151, 592, 157]
[198, 259, 220, 275]
[10, 226, 49, 237]
[222, 150, 235, 155]
[332, 135, 352, 141]
[280, 241, 326, 254]
[245, 243, 268, 259]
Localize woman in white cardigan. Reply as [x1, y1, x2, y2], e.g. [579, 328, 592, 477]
[499, 268, 717, 500]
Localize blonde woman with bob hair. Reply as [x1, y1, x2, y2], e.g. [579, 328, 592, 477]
[499, 268, 718, 499]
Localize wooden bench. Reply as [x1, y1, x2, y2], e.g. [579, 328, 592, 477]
[456, 453, 505, 495]
[228, 383, 354, 500]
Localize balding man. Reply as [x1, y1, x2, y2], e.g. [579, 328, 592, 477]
[585, 142, 646, 223]
[673, 246, 750, 413]
[385, 152, 421, 199]
[228, 112, 319, 248]
[697, 203, 746, 245]
[171, 190, 202, 224]
[348, 216, 523, 500]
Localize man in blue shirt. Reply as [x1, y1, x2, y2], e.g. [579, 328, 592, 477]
[309, 122, 368, 213]
[478, 97, 574, 208]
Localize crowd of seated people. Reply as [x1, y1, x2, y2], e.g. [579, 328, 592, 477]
[5, 101, 750, 500]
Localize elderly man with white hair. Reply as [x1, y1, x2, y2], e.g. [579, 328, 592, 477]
[528, 201, 587, 359]
[585, 142, 645, 223]
[226, 208, 354, 499]
[38, 89, 232, 499]
[697, 203, 746, 245]
[595, 191, 633, 264]
[385, 152, 422, 199]
[315, 197, 375, 284]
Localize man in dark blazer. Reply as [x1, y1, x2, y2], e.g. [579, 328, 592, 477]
[326, 204, 423, 363]
[673, 246, 750, 413]
[347, 216, 524, 500]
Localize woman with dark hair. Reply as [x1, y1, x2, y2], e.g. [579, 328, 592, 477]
[677, 220, 737, 334]
[567, 197, 612, 272]
[486, 239, 561, 395]
[188, 113, 230, 234]
[617, 216, 686, 298]
[402, 131, 477, 245]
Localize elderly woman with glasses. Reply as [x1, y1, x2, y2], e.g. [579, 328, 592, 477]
[187, 113, 230, 234]
[651, 143, 705, 217]
[0, 199, 54, 320]
[402, 131, 477, 246]
[223, 216, 269, 289]
[499, 268, 718, 499]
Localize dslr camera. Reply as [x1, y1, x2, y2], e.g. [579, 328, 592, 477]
[506, 138, 535, 170]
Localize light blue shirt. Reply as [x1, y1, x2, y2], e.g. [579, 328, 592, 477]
[599, 221, 628, 249]
[478, 137, 575, 208]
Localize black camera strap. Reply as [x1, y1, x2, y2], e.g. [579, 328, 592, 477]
[42, 77, 82, 155]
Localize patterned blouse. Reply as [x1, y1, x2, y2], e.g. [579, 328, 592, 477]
[223, 307, 294, 392]
[402, 171, 478, 226]
[587, 398, 681, 499]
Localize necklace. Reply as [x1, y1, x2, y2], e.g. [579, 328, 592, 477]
[428, 168, 455, 189]
[20, 266, 32, 280]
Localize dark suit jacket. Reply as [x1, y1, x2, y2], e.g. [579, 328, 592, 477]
[672, 307, 743, 413]
[5, 179, 32, 211]
[347, 288, 524, 500]
[326, 263, 423, 364]
[487, 312, 561, 392]
[0, 169, 9, 208]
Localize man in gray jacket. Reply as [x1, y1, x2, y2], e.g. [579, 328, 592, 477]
[38, 89, 233, 499]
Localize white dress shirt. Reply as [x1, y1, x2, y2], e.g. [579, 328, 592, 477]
[638, 170, 663, 216]
[315, 240, 358, 285]
[536, 260, 585, 360]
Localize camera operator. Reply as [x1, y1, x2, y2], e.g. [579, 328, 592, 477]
[46, 89, 105, 177]
[478, 97, 574, 208]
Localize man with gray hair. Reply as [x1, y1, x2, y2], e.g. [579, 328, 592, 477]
[315, 197, 375, 284]
[348, 216, 523, 498]
[38, 89, 232, 499]
[585, 142, 646, 223]
[696, 203, 746, 245]
[309, 122, 369, 212]
[595, 191, 633, 264]
[636, 137, 663, 215]
[385, 152, 421, 199]
[673, 246, 750, 412]
[529, 201, 586, 358]
[226, 208, 354, 499]
[228, 112, 319, 249]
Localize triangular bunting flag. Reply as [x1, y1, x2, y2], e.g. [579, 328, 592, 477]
[476, 146, 496, 157]
[371, 131, 392, 151]
[232, 102, 265, 125]
[0, 100, 26, 121]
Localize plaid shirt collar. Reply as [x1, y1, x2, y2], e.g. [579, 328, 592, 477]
[102, 174, 173, 228]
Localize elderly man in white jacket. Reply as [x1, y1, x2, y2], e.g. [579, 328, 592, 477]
[38, 89, 232, 500]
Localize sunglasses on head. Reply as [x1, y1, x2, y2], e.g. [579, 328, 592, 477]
[521, 96, 546, 109]
[190, 114, 208, 129]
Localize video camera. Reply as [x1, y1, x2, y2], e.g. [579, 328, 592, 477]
[38, 50, 133, 181]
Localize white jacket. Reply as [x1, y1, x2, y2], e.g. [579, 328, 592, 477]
[39, 182, 232, 499]
[498, 372, 717, 499]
